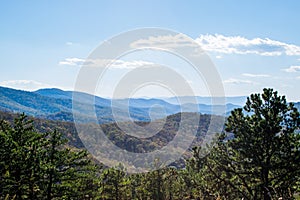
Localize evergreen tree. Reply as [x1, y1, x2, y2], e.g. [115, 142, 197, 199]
[100, 164, 129, 200]
[0, 114, 99, 200]
[205, 88, 300, 199]
[0, 114, 44, 199]
[41, 130, 99, 200]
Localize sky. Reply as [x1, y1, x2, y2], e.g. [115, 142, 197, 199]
[1, 0, 300, 101]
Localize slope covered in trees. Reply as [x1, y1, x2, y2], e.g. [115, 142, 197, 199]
[0, 86, 240, 124]
[1, 88, 300, 199]
[0, 110, 223, 168]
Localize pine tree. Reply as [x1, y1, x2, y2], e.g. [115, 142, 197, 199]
[0, 114, 44, 199]
[41, 130, 99, 200]
[100, 164, 129, 200]
[0, 114, 99, 200]
[205, 88, 300, 199]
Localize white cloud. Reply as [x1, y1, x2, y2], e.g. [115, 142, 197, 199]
[223, 78, 254, 85]
[0, 80, 52, 91]
[107, 60, 156, 69]
[65, 41, 79, 46]
[282, 65, 300, 72]
[242, 73, 270, 77]
[130, 33, 300, 57]
[195, 34, 300, 56]
[215, 55, 223, 59]
[66, 42, 73, 45]
[130, 34, 200, 50]
[59, 58, 85, 66]
[59, 58, 156, 69]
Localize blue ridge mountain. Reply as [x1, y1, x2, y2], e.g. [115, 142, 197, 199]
[0, 86, 245, 123]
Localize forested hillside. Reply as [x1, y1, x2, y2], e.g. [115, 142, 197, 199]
[1, 89, 300, 200]
[0, 110, 222, 163]
[0, 86, 241, 124]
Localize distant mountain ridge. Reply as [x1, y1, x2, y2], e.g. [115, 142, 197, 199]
[35, 88, 245, 116]
[0, 86, 246, 123]
[163, 96, 247, 106]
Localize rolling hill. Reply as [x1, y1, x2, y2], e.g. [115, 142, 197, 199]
[0, 109, 224, 169]
[0, 86, 242, 123]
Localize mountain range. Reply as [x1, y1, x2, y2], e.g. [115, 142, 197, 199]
[2, 86, 298, 124]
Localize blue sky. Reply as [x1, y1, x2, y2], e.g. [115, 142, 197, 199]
[1, 1, 300, 101]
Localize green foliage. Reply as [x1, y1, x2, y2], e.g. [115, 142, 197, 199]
[0, 114, 99, 200]
[1, 88, 300, 200]
[99, 164, 129, 200]
[195, 88, 300, 200]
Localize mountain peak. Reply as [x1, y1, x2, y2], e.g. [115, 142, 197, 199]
[34, 88, 72, 99]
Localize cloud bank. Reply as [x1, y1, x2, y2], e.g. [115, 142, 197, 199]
[242, 73, 270, 77]
[195, 34, 300, 56]
[59, 58, 156, 69]
[282, 65, 300, 72]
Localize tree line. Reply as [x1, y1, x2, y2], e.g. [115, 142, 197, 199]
[1, 88, 300, 200]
